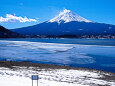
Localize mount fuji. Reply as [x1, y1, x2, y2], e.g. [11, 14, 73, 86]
[12, 9, 115, 37]
[48, 9, 92, 23]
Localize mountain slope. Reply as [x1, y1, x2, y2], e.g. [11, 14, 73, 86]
[12, 9, 115, 37]
[0, 25, 21, 38]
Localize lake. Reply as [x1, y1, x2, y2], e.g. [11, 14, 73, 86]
[0, 38, 115, 72]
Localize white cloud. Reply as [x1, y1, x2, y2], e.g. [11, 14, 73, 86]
[0, 14, 38, 23]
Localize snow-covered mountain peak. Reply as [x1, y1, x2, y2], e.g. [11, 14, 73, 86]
[59, 9, 71, 15]
[48, 9, 92, 23]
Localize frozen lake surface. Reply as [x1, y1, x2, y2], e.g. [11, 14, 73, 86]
[0, 38, 115, 72]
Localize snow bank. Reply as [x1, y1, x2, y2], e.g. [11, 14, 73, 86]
[0, 67, 115, 86]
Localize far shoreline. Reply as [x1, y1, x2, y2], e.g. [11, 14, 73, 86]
[0, 37, 115, 39]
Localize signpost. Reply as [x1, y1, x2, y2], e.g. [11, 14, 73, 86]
[32, 75, 39, 86]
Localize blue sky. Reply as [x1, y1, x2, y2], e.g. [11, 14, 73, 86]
[0, 0, 115, 29]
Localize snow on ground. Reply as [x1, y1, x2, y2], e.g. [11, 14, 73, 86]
[0, 66, 115, 86]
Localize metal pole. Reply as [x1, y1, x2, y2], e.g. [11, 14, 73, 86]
[37, 80, 38, 86]
[32, 80, 33, 86]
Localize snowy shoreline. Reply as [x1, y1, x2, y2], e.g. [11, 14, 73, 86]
[0, 61, 115, 73]
[0, 61, 115, 86]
